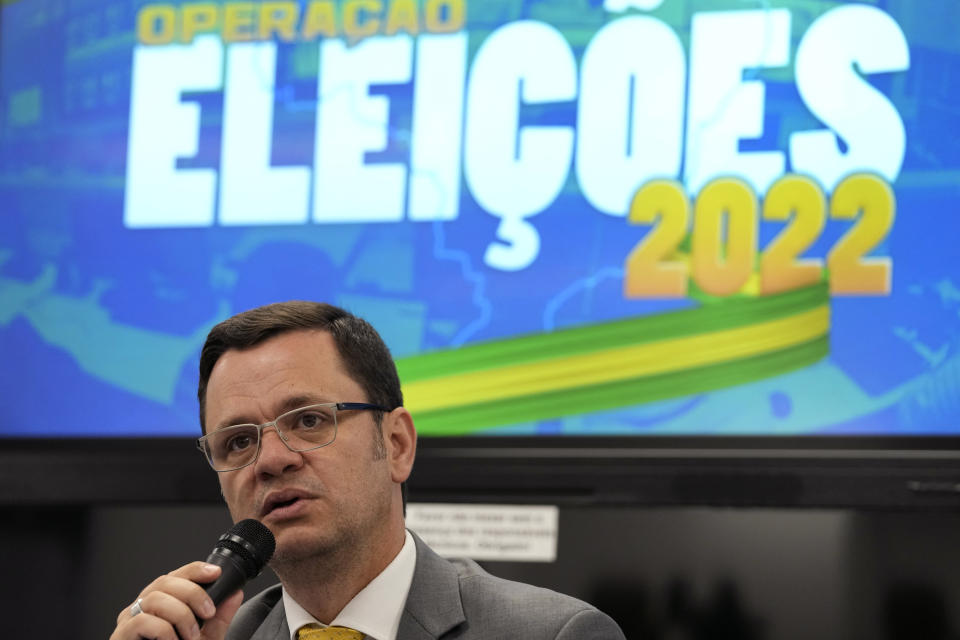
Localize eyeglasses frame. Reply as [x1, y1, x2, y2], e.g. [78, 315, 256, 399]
[196, 401, 387, 472]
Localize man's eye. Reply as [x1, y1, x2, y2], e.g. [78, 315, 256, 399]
[296, 411, 330, 430]
[225, 433, 254, 452]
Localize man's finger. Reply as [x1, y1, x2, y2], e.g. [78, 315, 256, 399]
[200, 589, 245, 640]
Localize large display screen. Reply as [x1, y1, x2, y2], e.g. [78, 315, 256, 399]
[2, 0, 958, 438]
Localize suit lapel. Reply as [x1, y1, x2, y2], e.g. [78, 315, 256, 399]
[397, 534, 466, 640]
[227, 584, 290, 640]
[250, 600, 290, 640]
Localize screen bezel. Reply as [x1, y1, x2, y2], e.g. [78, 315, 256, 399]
[6, 434, 960, 510]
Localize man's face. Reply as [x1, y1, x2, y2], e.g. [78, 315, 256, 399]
[204, 329, 406, 565]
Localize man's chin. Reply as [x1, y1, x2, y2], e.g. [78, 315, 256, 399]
[269, 527, 339, 565]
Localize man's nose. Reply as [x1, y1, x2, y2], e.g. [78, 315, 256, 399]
[254, 425, 303, 477]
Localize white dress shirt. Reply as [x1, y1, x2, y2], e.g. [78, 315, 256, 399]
[282, 530, 417, 640]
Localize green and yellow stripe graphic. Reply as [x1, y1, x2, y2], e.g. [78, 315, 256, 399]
[397, 283, 830, 435]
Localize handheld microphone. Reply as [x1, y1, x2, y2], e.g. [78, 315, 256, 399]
[203, 519, 276, 607]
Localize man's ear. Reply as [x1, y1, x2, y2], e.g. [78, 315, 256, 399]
[384, 407, 417, 483]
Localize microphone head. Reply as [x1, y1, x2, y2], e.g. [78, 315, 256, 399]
[215, 519, 276, 578]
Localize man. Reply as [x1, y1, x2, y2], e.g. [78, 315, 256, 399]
[110, 301, 626, 640]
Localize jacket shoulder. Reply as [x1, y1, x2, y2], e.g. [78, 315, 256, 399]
[446, 558, 626, 639]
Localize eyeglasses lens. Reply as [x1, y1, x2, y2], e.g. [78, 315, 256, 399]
[207, 425, 260, 470]
[279, 405, 338, 448]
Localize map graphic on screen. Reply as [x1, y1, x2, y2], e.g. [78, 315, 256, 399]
[1, 0, 958, 438]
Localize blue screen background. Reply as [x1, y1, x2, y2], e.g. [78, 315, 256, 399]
[1, 0, 959, 437]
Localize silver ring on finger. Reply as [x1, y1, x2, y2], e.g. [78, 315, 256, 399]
[130, 598, 144, 618]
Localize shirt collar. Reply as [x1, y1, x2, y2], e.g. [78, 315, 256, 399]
[283, 530, 417, 640]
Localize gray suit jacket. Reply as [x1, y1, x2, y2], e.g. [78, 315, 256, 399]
[226, 534, 626, 640]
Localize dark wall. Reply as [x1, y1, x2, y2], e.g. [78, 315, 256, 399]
[3, 504, 959, 640]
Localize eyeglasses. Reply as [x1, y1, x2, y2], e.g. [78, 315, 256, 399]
[196, 402, 386, 472]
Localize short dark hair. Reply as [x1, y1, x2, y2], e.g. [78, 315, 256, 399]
[197, 301, 403, 432]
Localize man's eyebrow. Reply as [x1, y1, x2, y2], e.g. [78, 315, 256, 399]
[277, 394, 330, 414]
[214, 394, 332, 431]
[213, 413, 259, 431]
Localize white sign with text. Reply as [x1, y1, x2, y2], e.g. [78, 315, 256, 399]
[407, 503, 559, 562]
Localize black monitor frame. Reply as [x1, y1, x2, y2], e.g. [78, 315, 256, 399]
[5, 435, 960, 510]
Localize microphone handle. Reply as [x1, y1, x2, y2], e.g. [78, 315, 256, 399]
[204, 548, 249, 606]
[193, 548, 249, 633]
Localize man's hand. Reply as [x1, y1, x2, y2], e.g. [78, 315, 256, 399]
[109, 561, 244, 640]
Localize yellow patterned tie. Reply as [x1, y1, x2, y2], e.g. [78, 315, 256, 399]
[296, 624, 365, 640]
